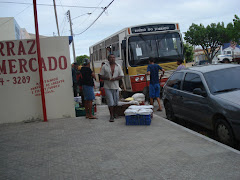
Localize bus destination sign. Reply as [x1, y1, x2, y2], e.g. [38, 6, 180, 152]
[131, 24, 176, 34]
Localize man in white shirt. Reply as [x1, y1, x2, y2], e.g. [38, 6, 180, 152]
[100, 54, 124, 122]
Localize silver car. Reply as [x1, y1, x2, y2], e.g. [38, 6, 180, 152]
[162, 64, 240, 146]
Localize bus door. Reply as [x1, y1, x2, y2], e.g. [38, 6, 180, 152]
[121, 40, 131, 91]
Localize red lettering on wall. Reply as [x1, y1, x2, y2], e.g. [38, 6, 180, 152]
[59, 56, 67, 70]
[0, 42, 5, 56]
[6, 42, 15, 56]
[41, 58, 47, 71]
[48, 57, 57, 71]
[29, 58, 37, 72]
[27, 40, 36, 55]
[0, 60, 7, 74]
[18, 41, 27, 55]
[19, 59, 28, 73]
[8, 59, 17, 74]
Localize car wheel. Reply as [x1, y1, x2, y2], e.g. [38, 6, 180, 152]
[215, 119, 235, 147]
[165, 101, 176, 121]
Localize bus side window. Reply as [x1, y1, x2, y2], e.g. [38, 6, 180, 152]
[112, 43, 120, 57]
[99, 49, 102, 60]
[101, 48, 106, 60]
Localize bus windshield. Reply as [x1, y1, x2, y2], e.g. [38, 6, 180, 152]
[128, 32, 183, 66]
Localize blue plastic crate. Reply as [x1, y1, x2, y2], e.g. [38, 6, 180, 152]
[125, 114, 151, 125]
[139, 114, 151, 125]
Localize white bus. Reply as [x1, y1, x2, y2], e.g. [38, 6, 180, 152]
[89, 23, 184, 97]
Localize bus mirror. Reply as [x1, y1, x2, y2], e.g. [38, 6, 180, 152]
[121, 40, 126, 49]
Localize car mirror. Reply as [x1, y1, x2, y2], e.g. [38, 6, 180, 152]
[193, 88, 207, 97]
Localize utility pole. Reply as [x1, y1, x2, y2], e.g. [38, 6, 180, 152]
[33, 0, 47, 122]
[53, 0, 60, 36]
[67, 10, 76, 62]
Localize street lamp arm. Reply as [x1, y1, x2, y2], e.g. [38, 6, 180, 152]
[72, 13, 92, 20]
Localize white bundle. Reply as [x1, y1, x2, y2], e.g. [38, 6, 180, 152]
[139, 105, 153, 109]
[138, 108, 153, 115]
[95, 96, 102, 105]
[132, 93, 145, 102]
[124, 109, 138, 116]
[128, 105, 142, 110]
[128, 100, 139, 105]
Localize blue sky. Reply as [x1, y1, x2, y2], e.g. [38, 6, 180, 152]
[0, 0, 239, 62]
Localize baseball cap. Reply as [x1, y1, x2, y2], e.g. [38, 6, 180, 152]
[83, 58, 90, 65]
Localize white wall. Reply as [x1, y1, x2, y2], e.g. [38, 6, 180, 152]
[0, 17, 16, 41]
[0, 36, 75, 124]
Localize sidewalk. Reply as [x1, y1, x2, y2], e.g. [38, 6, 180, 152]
[0, 105, 240, 180]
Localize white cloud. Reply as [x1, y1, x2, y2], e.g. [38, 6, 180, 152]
[0, 0, 239, 62]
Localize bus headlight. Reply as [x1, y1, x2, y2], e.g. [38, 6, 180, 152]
[140, 76, 144, 81]
[135, 77, 140, 82]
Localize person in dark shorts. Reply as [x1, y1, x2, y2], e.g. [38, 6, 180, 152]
[80, 59, 97, 119]
[72, 63, 78, 97]
[146, 57, 165, 111]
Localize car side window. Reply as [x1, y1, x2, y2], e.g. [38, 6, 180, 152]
[166, 72, 184, 90]
[182, 73, 205, 93]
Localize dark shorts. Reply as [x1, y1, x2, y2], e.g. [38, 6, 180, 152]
[82, 85, 95, 101]
[149, 83, 160, 98]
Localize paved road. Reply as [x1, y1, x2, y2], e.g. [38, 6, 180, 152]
[1, 105, 240, 180]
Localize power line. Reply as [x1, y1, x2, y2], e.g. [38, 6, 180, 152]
[0, 1, 104, 9]
[58, 0, 65, 12]
[60, 16, 67, 35]
[0, 4, 31, 28]
[72, 13, 92, 21]
[72, 0, 104, 31]
[75, 0, 115, 36]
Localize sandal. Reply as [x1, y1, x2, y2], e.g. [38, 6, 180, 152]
[157, 108, 162, 111]
[88, 116, 97, 119]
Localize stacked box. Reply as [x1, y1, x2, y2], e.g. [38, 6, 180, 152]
[124, 105, 153, 125]
[125, 114, 151, 125]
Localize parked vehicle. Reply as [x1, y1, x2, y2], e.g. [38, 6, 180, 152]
[192, 60, 209, 66]
[216, 49, 240, 64]
[162, 64, 240, 146]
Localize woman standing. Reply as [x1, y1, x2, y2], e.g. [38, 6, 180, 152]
[80, 59, 97, 119]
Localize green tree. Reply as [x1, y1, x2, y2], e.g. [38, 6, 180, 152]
[184, 23, 230, 63]
[183, 43, 194, 62]
[227, 15, 240, 44]
[76, 55, 90, 65]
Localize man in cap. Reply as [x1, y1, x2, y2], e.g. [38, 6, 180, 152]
[80, 58, 97, 119]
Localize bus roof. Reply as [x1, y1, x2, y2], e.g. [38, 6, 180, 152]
[89, 22, 180, 48]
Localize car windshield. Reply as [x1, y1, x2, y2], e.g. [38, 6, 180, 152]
[128, 32, 183, 66]
[204, 66, 240, 94]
